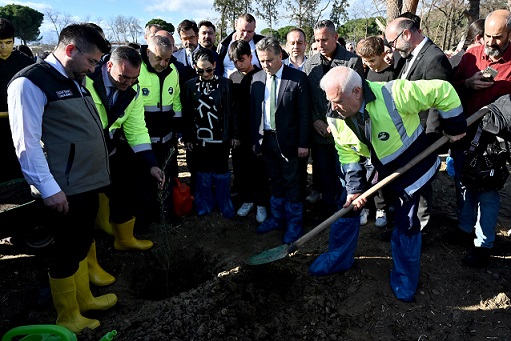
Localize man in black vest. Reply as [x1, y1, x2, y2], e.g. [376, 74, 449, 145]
[8, 24, 116, 334]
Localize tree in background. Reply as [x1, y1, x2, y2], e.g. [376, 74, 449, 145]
[44, 9, 73, 43]
[0, 4, 44, 44]
[145, 18, 175, 34]
[214, 0, 252, 39]
[337, 17, 383, 44]
[255, 0, 282, 31]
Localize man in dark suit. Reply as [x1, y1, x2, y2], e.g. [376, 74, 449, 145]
[385, 17, 453, 232]
[250, 37, 311, 244]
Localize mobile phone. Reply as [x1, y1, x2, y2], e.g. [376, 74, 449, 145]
[482, 66, 498, 81]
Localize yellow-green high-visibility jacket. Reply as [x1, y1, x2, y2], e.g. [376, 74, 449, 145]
[328, 79, 465, 197]
[138, 61, 182, 144]
[85, 76, 152, 155]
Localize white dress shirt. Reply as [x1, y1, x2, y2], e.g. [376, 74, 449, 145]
[400, 36, 428, 79]
[263, 64, 284, 130]
[8, 54, 85, 198]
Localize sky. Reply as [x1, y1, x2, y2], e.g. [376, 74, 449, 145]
[1, 0, 372, 44]
[2, 0, 220, 44]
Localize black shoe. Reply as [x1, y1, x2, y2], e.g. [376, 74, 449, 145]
[463, 247, 491, 268]
[442, 228, 475, 246]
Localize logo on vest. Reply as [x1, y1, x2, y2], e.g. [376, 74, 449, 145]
[168, 87, 174, 95]
[378, 132, 390, 141]
[56, 89, 73, 98]
[142, 88, 150, 96]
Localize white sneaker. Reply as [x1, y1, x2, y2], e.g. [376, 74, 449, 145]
[306, 190, 322, 203]
[256, 206, 267, 223]
[360, 208, 369, 226]
[375, 209, 387, 228]
[237, 202, 254, 217]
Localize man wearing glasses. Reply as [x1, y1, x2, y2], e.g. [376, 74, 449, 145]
[385, 17, 452, 234]
[8, 23, 115, 334]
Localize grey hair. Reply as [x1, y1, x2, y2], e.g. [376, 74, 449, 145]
[148, 35, 172, 53]
[314, 19, 336, 35]
[319, 66, 362, 95]
[256, 37, 282, 56]
[110, 45, 142, 68]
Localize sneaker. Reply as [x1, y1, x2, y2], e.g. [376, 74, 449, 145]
[375, 209, 387, 228]
[360, 208, 369, 226]
[306, 190, 322, 204]
[237, 202, 254, 217]
[256, 206, 267, 223]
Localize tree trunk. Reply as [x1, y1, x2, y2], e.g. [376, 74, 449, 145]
[466, 0, 479, 23]
[402, 0, 418, 14]
[386, 0, 402, 22]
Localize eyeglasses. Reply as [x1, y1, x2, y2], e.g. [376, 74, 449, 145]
[388, 31, 404, 47]
[74, 46, 100, 68]
[196, 67, 214, 75]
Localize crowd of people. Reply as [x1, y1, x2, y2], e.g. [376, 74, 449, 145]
[1, 8, 511, 334]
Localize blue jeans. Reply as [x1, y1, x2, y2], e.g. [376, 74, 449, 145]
[458, 189, 500, 248]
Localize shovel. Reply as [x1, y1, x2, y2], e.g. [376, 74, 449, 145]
[246, 108, 488, 265]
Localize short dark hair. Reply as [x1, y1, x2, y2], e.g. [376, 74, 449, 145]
[466, 18, 485, 48]
[287, 28, 306, 42]
[314, 19, 336, 35]
[238, 13, 256, 23]
[0, 18, 15, 39]
[128, 42, 141, 50]
[193, 47, 215, 65]
[256, 36, 282, 56]
[337, 36, 346, 47]
[395, 18, 418, 34]
[58, 23, 110, 55]
[228, 39, 251, 61]
[398, 12, 421, 30]
[177, 19, 198, 35]
[198, 20, 216, 32]
[111, 46, 142, 68]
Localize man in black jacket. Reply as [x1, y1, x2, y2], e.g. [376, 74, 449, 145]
[217, 13, 263, 78]
[0, 18, 34, 182]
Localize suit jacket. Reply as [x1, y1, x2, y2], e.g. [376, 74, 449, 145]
[303, 44, 364, 144]
[399, 38, 453, 136]
[250, 65, 311, 158]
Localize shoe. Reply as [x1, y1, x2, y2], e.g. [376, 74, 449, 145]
[306, 190, 322, 204]
[237, 202, 254, 217]
[463, 247, 491, 268]
[360, 208, 369, 226]
[256, 206, 267, 223]
[375, 209, 387, 228]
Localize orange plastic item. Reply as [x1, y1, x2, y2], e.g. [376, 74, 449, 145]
[173, 178, 193, 217]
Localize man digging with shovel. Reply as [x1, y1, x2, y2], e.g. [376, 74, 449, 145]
[310, 66, 466, 302]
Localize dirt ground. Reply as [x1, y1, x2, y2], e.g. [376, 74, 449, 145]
[1, 148, 511, 341]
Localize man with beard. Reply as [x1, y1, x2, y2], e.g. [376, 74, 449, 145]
[385, 17, 452, 234]
[198, 20, 217, 51]
[450, 9, 511, 267]
[8, 23, 116, 333]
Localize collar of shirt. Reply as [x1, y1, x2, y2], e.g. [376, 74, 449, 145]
[101, 64, 114, 89]
[266, 64, 284, 81]
[410, 36, 428, 61]
[481, 42, 511, 63]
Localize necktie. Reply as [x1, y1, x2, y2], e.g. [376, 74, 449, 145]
[403, 54, 413, 74]
[270, 75, 276, 130]
[107, 87, 116, 109]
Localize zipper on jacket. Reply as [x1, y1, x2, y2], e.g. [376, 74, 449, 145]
[65, 143, 76, 186]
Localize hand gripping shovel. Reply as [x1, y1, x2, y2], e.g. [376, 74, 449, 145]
[246, 109, 488, 265]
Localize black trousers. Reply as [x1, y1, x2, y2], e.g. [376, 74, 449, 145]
[312, 142, 344, 215]
[47, 190, 99, 278]
[261, 133, 305, 203]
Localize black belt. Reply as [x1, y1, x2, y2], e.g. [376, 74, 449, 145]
[264, 130, 276, 135]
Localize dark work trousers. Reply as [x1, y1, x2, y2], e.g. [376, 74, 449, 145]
[106, 144, 138, 224]
[47, 190, 99, 278]
[313, 142, 344, 216]
[309, 148, 322, 192]
[0, 118, 23, 182]
[192, 141, 230, 173]
[232, 141, 270, 206]
[262, 133, 304, 203]
[134, 139, 176, 225]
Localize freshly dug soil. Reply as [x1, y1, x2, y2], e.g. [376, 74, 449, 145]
[1, 151, 510, 340]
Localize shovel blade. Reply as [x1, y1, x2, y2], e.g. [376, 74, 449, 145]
[245, 244, 290, 265]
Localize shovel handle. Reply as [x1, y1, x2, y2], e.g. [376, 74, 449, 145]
[289, 107, 487, 252]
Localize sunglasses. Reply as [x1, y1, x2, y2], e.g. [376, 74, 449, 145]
[196, 67, 214, 75]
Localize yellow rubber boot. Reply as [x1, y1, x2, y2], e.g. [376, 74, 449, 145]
[87, 240, 116, 286]
[49, 274, 100, 334]
[95, 193, 113, 235]
[75, 259, 117, 314]
[112, 217, 153, 251]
